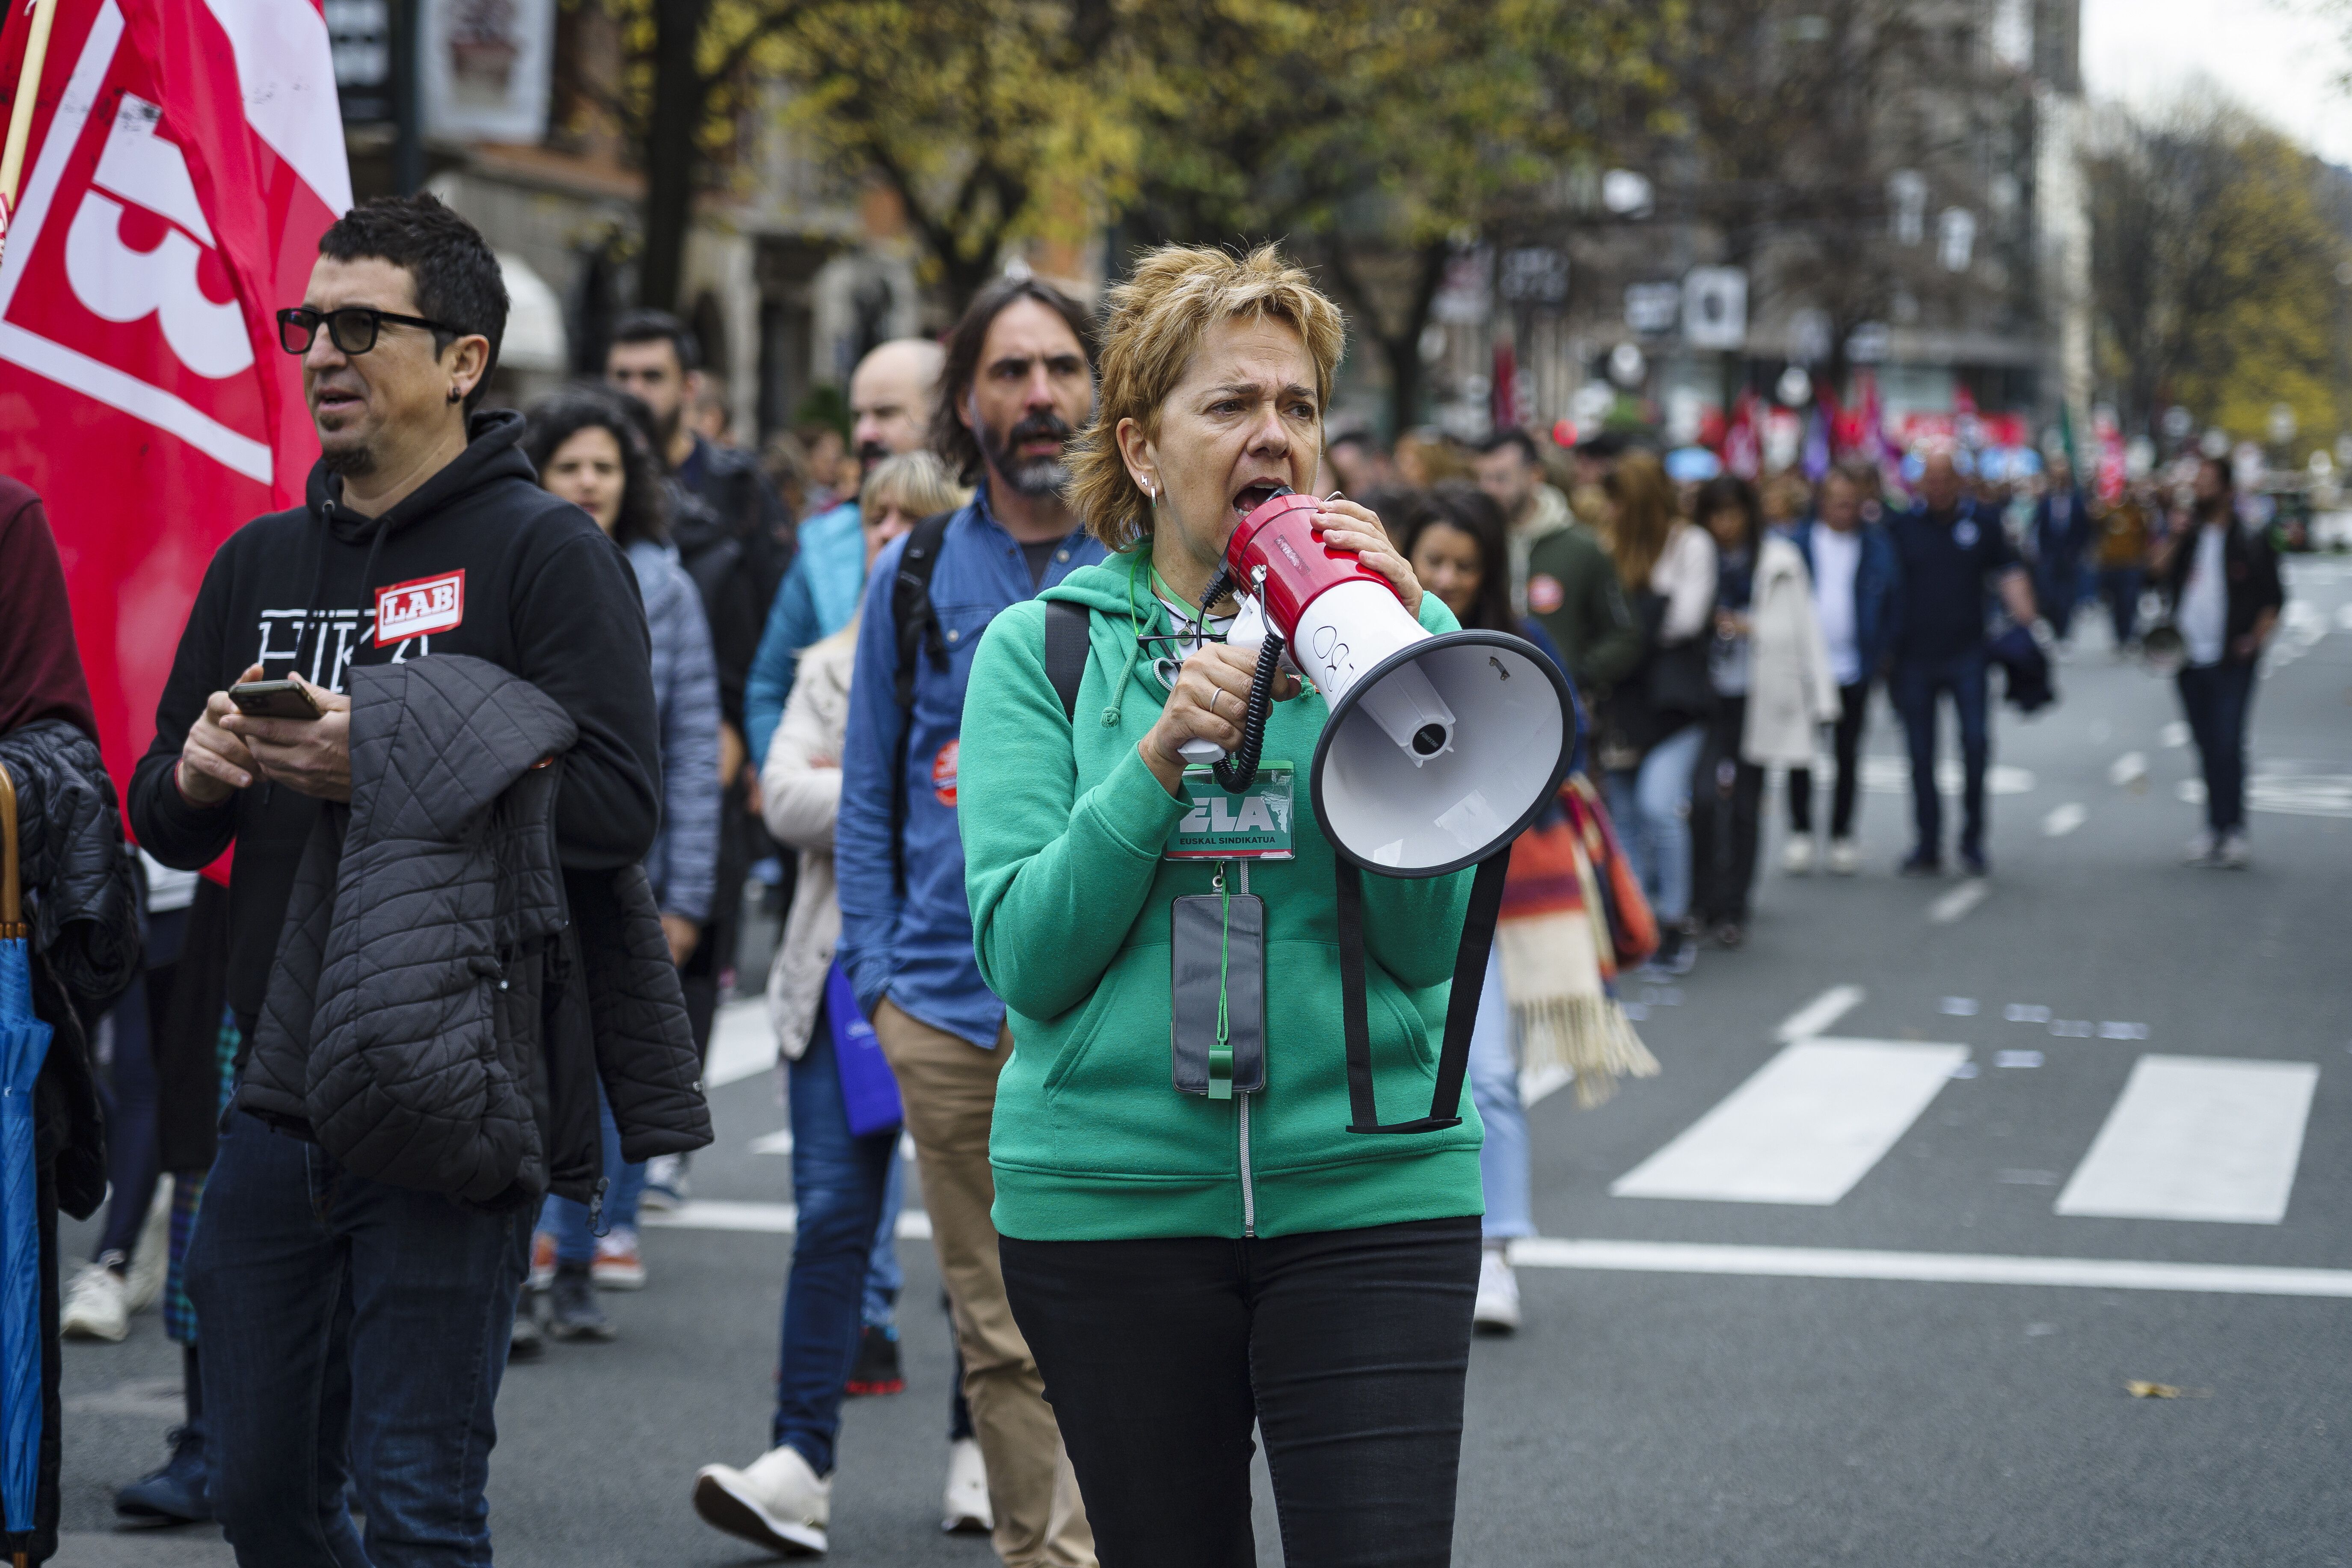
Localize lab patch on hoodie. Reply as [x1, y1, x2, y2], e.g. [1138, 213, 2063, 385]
[376, 569, 466, 645]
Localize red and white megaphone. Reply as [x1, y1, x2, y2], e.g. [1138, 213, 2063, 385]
[1186, 489, 1577, 878]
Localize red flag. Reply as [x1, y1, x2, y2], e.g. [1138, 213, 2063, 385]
[0, 0, 347, 795]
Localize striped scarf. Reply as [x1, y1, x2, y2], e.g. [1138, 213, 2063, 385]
[1496, 775, 1660, 1108]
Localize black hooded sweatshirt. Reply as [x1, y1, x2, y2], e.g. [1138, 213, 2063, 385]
[129, 410, 663, 1023]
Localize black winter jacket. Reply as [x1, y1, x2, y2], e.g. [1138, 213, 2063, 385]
[0, 719, 139, 1017]
[0, 719, 136, 1568]
[237, 657, 710, 1208]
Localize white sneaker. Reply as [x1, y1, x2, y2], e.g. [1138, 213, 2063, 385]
[1826, 838, 1860, 877]
[693, 1443, 830, 1556]
[62, 1260, 129, 1343]
[941, 1436, 992, 1534]
[2183, 831, 2217, 866]
[1781, 836, 1816, 876]
[124, 1176, 173, 1314]
[1472, 1247, 1521, 1334]
[2216, 830, 2250, 869]
[640, 1153, 688, 1212]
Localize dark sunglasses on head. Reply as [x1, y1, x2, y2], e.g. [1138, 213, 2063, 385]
[276, 305, 457, 356]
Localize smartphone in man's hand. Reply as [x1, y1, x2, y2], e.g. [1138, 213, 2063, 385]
[228, 679, 324, 721]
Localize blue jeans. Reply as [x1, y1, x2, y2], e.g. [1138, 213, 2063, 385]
[1466, 944, 1531, 1242]
[867, 1151, 905, 1327]
[1605, 721, 1705, 927]
[2177, 661, 2257, 833]
[774, 1014, 898, 1474]
[2100, 567, 2143, 646]
[1893, 649, 1990, 861]
[540, 1091, 645, 1262]
[187, 1111, 529, 1568]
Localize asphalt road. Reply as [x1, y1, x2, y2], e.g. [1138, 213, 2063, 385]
[49, 556, 2352, 1566]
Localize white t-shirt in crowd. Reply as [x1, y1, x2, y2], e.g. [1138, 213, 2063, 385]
[2179, 525, 2228, 667]
[1809, 525, 1863, 687]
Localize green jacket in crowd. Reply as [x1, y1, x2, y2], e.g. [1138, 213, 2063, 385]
[1524, 521, 1644, 696]
[958, 548, 1482, 1243]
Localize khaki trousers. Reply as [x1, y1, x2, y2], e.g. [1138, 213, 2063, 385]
[874, 1002, 1094, 1568]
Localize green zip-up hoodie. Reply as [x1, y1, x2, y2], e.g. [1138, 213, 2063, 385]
[960, 548, 1483, 1242]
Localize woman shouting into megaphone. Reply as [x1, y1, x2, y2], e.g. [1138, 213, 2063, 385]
[958, 245, 1489, 1568]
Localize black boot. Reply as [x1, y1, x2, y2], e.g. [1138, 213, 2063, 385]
[116, 1347, 210, 1525]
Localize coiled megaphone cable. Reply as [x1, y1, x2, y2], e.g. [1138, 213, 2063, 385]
[1199, 519, 1290, 796]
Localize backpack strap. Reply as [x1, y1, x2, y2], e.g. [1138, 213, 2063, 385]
[1333, 851, 1512, 1135]
[1043, 599, 1089, 722]
[888, 509, 959, 898]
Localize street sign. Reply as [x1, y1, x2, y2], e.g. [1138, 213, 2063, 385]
[1624, 281, 1679, 335]
[328, 0, 394, 124]
[1682, 267, 1747, 350]
[1500, 247, 1568, 308]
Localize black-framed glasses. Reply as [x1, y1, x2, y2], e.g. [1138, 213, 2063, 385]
[276, 305, 457, 356]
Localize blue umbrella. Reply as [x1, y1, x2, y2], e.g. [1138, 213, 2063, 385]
[0, 762, 50, 1544]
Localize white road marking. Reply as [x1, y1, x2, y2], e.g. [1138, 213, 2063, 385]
[644, 1200, 933, 1240]
[1522, 1064, 1574, 1107]
[1940, 997, 1978, 1016]
[2042, 802, 2086, 837]
[1995, 1050, 2044, 1069]
[2109, 751, 2148, 787]
[2100, 1022, 2151, 1040]
[1507, 1238, 2352, 1299]
[706, 999, 775, 1088]
[748, 1128, 920, 1159]
[1861, 757, 2035, 796]
[2005, 1004, 2050, 1023]
[1774, 984, 1865, 1042]
[2056, 1056, 2319, 1225]
[2160, 721, 2190, 748]
[1929, 880, 1989, 923]
[1611, 1038, 1966, 1205]
[2337, 603, 2352, 631]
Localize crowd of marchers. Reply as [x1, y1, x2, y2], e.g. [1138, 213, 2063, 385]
[0, 189, 2287, 1568]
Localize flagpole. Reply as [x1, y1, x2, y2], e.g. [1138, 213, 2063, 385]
[0, 0, 63, 268]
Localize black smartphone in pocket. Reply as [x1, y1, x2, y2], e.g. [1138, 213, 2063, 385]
[228, 679, 322, 720]
[1170, 892, 1266, 1098]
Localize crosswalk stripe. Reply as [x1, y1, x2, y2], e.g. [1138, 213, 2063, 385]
[643, 1200, 934, 1240]
[1611, 1038, 1967, 1205]
[706, 999, 776, 1088]
[2055, 1055, 2319, 1225]
[1774, 984, 1864, 1042]
[1507, 1239, 2352, 1298]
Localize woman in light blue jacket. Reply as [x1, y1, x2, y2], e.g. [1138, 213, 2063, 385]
[523, 385, 721, 1341]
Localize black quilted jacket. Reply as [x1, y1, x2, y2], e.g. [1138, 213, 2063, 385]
[238, 656, 711, 1208]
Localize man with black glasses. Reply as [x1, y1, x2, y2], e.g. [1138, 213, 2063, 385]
[129, 194, 706, 1566]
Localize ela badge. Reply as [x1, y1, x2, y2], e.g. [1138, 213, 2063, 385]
[1166, 762, 1295, 860]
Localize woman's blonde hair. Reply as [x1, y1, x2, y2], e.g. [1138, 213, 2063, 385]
[860, 450, 969, 523]
[1063, 244, 1346, 551]
[1600, 451, 1678, 587]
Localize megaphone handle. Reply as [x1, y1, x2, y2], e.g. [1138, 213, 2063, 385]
[1333, 851, 1510, 1135]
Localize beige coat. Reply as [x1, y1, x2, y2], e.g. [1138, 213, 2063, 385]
[761, 619, 857, 1061]
[1741, 534, 1841, 766]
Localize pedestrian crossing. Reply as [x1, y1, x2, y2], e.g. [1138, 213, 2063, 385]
[2055, 1056, 2318, 1224]
[1611, 1040, 1968, 1205]
[1613, 1037, 2322, 1226]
